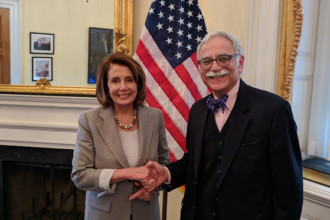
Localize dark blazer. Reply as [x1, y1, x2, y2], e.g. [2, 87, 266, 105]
[166, 80, 303, 220]
[71, 105, 170, 220]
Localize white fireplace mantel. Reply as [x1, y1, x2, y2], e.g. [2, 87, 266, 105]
[0, 93, 98, 149]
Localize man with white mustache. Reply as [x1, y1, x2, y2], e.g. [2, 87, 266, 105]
[143, 30, 303, 220]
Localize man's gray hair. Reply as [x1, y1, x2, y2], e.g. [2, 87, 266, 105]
[197, 31, 242, 60]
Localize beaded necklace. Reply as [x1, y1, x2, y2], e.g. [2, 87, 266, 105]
[113, 108, 137, 130]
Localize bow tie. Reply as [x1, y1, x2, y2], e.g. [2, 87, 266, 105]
[206, 94, 229, 114]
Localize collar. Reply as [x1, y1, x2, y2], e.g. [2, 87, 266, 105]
[213, 79, 240, 112]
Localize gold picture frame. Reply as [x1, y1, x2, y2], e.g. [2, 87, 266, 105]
[0, 0, 133, 96]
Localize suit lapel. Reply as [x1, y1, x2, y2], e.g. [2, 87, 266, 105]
[218, 81, 251, 185]
[193, 97, 210, 178]
[97, 107, 129, 168]
[137, 106, 154, 165]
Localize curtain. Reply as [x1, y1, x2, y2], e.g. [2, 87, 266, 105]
[277, 0, 303, 102]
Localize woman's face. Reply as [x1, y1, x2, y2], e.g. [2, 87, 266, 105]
[107, 63, 138, 108]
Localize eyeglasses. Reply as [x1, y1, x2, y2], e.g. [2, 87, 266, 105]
[197, 54, 240, 71]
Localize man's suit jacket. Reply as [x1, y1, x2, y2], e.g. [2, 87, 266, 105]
[71, 105, 170, 220]
[166, 80, 303, 220]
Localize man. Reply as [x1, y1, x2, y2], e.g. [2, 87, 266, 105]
[143, 30, 303, 220]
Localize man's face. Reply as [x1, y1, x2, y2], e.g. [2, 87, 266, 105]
[198, 37, 244, 98]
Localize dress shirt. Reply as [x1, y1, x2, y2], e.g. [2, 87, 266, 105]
[213, 80, 240, 132]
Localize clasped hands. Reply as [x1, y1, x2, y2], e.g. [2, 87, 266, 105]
[128, 161, 168, 201]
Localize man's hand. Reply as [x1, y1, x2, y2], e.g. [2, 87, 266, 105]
[129, 182, 156, 201]
[141, 161, 169, 192]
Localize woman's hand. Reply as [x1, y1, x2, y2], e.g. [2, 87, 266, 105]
[129, 182, 156, 201]
[127, 166, 157, 182]
[110, 165, 157, 184]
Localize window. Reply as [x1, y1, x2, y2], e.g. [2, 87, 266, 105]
[292, 0, 330, 161]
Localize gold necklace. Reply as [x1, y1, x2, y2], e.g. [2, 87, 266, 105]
[113, 108, 137, 130]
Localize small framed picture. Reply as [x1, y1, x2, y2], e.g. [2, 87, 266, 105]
[30, 32, 55, 54]
[88, 27, 113, 83]
[32, 57, 53, 81]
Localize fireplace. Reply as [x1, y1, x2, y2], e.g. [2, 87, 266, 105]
[0, 145, 85, 219]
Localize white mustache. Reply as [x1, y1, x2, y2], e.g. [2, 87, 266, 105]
[205, 70, 230, 78]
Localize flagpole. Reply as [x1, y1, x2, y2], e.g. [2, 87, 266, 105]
[162, 191, 168, 220]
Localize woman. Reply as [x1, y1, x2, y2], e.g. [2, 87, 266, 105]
[71, 52, 170, 220]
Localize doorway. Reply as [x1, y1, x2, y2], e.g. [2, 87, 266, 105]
[0, 7, 10, 84]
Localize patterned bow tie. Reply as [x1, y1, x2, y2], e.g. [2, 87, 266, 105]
[206, 94, 229, 114]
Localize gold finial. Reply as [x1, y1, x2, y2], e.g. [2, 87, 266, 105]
[36, 78, 51, 89]
[114, 28, 129, 54]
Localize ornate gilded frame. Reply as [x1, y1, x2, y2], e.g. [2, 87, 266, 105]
[0, 0, 133, 96]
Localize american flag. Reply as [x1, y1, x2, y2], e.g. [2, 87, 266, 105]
[134, 0, 209, 162]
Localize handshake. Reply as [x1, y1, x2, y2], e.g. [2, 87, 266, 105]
[127, 161, 169, 201]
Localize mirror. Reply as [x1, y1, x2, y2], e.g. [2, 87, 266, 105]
[0, 0, 133, 96]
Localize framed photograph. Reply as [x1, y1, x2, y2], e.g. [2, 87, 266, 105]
[88, 27, 113, 83]
[30, 32, 54, 54]
[32, 57, 53, 81]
